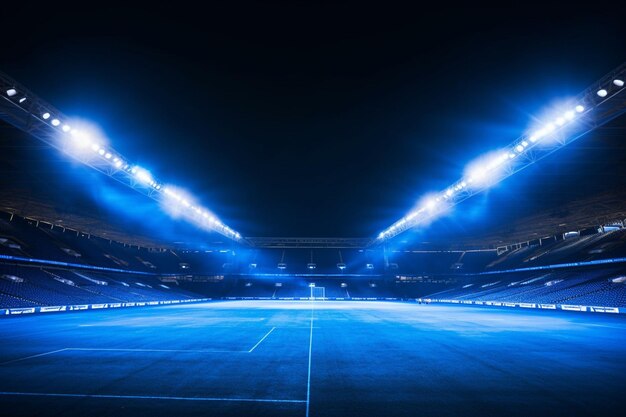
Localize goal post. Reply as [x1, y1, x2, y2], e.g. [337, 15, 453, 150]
[310, 286, 326, 300]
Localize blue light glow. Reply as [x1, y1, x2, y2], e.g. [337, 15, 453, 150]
[23, 100, 244, 241]
[377, 93, 593, 241]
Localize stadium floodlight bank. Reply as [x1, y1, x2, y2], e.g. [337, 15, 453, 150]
[376, 62, 626, 242]
[0, 71, 242, 242]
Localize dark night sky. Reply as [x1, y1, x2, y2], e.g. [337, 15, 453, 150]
[0, 2, 625, 241]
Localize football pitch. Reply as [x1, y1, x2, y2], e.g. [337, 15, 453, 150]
[0, 300, 625, 417]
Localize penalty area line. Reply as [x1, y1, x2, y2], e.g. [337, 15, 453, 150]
[0, 348, 69, 366]
[64, 347, 243, 353]
[248, 327, 277, 353]
[0, 391, 306, 403]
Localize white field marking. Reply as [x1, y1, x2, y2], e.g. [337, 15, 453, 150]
[65, 348, 246, 353]
[0, 348, 69, 366]
[77, 323, 266, 328]
[305, 301, 315, 417]
[3, 327, 283, 362]
[0, 391, 306, 403]
[248, 327, 277, 353]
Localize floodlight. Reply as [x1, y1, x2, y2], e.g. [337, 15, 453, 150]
[133, 167, 153, 184]
[468, 167, 485, 183]
[0, 73, 251, 242]
[530, 126, 550, 142]
[375, 63, 626, 242]
[70, 130, 90, 147]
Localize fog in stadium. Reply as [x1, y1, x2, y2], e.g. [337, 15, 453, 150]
[0, 3, 625, 417]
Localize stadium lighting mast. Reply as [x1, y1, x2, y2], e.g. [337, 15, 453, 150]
[375, 62, 626, 243]
[0, 71, 245, 243]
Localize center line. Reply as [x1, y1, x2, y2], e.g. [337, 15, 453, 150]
[306, 301, 314, 417]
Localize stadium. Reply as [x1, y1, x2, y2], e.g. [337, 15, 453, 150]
[1, 4, 625, 417]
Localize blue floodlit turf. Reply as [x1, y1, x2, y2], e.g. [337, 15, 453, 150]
[0, 301, 625, 417]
